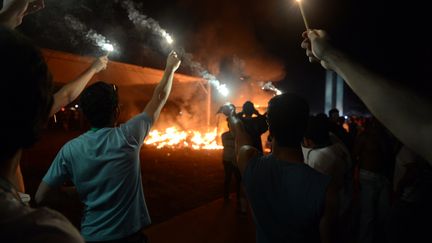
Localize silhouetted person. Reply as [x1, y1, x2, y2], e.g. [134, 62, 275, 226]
[2, 0, 108, 194]
[352, 118, 394, 243]
[385, 146, 432, 243]
[0, 26, 83, 243]
[36, 52, 181, 242]
[328, 108, 351, 149]
[302, 114, 354, 242]
[220, 117, 241, 200]
[229, 93, 338, 243]
[237, 101, 268, 153]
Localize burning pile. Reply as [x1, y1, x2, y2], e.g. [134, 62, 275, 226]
[144, 127, 223, 150]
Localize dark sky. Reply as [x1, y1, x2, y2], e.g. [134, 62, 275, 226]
[18, 0, 431, 114]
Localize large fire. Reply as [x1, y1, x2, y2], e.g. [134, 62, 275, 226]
[144, 127, 223, 150]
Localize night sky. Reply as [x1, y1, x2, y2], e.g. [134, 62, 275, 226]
[17, 0, 431, 114]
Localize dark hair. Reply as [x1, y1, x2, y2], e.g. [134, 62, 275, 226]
[267, 93, 309, 147]
[328, 108, 339, 116]
[304, 115, 330, 146]
[79, 81, 118, 128]
[0, 27, 53, 163]
[242, 101, 255, 116]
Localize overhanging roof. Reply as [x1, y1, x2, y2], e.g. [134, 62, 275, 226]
[42, 49, 203, 86]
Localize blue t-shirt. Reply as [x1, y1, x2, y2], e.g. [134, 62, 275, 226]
[43, 112, 152, 241]
[243, 154, 331, 243]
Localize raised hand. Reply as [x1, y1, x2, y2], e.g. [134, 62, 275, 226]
[166, 51, 181, 72]
[91, 56, 108, 73]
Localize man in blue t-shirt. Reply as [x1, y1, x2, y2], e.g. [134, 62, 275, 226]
[228, 93, 339, 243]
[35, 51, 181, 242]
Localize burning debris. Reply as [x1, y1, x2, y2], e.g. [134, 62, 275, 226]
[144, 127, 223, 150]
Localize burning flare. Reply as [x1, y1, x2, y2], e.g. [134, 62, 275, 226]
[144, 127, 223, 150]
[101, 43, 114, 52]
[262, 81, 282, 95]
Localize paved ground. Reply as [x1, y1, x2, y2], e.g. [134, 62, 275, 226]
[145, 196, 256, 243]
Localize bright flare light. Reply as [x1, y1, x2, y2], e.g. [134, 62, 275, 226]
[144, 127, 223, 150]
[218, 84, 229, 97]
[161, 31, 174, 45]
[101, 43, 114, 52]
[262, 82, 283, 95]
[165, 35, 174, 44]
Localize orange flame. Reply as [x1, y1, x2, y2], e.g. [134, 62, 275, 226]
[144, 127, 223, 150]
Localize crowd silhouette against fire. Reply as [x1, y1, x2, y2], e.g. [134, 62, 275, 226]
[1, 1, 431, 243]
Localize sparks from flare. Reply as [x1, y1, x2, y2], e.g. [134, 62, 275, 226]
[296, 0, 310, 30]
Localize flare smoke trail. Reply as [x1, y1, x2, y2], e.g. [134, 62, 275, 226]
[64, 15, 115, 53]
[183, 54, 230, 97]
[120, 0, 173, 45]
[120, 0, 229, 97]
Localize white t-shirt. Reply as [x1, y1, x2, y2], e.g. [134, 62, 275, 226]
[302, 140, 352, 215]
[302, 142, 351, 179]
[0, 190, 84, 243]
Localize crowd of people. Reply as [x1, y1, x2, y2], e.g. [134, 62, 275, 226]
[1, 1, 431, 243]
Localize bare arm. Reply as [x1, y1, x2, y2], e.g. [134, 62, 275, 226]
[35, 181, 79, 206]
[143, 51, 181, 123]
[302, 29, 432, 164]
[50, 56, 108, 116]
[228, 112, 259, 175]
[35, 181, 54, 205]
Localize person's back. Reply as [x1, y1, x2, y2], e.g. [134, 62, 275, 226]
[229, 94, 338, 243]
[244, 154, 330, 243]
[0, 26, 83, 243]
[44, 115, 152, 241]
[37, 52, 182, 242]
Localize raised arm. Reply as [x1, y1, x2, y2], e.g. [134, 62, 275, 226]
[50, 56, 108, 116]
[143, 51, 181, 123]
[228, 110, 259, 175]
[302, 29, 432, 164]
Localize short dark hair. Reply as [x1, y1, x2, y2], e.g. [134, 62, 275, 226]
[328, 108, 339, 116]
[267, 93, 309, 147]
[242, 101, 255, 116]
[304, 115, 330, 146]
[0, 27, 53, 163]
[79, 81, 118, 128]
